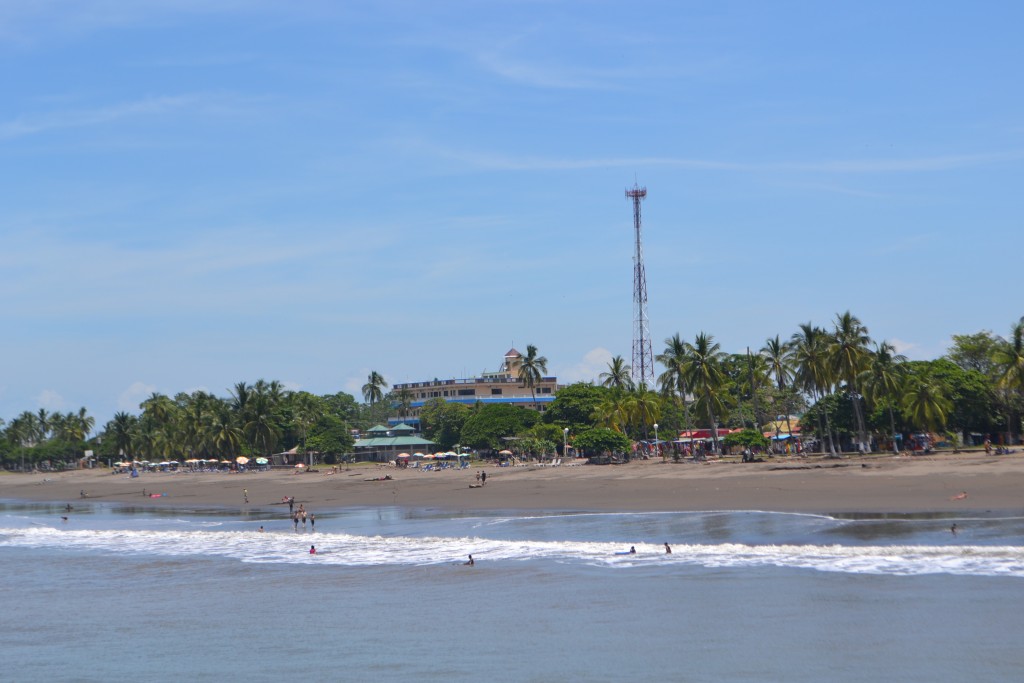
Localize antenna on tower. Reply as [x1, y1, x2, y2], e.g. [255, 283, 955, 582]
[626, 183, 654, 389]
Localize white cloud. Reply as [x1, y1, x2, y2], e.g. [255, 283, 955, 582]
[36, 389, 65, 411]
[558, 347, 613, 385]
[118, 381, 156, 412]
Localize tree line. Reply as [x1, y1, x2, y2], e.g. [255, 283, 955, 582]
[2, 316, 1022, 469]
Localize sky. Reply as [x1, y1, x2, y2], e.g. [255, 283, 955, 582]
[2, 1, 1022, 428]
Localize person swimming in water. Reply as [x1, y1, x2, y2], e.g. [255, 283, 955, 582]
[664, 543, 672, 554]
[309, 545, 317, 554]
[629, 546, 636, 554]
[464, 555, 474, 566]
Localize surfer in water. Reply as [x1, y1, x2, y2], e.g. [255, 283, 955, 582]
[629, 546, 636, 554]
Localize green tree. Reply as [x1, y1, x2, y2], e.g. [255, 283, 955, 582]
[517, 344, 548, 405]
[460, 404, 538, 451]
[419, 398, 470, 450]
[993, 318, 1024, 443]
[656, 333, 692, 430]
[599, 355, 633, 391]
[902, 371, 953, 433]
[761, 334, 795, 436]
[830, 311, 872, 450]
[362, 371, 388, 408]
[860, 341, 907, 454]
[571, 427, 631, 457]
[792, 322, 838, 455]
[682, 332, 726, 453]
[543, 383, 608, 430]
[947, 331, 1001, 376]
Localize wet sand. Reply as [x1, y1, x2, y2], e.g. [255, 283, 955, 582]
[3, 452, 1023, 514]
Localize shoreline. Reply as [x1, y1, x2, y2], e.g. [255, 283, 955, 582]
[3, 452, 1023, 515]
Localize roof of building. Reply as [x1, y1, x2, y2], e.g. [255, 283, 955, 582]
[353, 434, 437, 449]
[505, 347, 521, 358]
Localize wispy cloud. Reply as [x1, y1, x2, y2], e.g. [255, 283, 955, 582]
[419, 142, 1024, 175]
[558, 347, 612, 385]
[36, 389, 66, 411]
[0, 93, 256, 140]
[118, 381, 156, 411]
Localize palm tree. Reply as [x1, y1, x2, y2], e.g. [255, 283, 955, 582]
[830, 311, 872, 451]
[682, 332, 726, 454]
[599, 355, 633, 391]
[791, 323, 838, 455]
[244, 393, 280, 456]
[516, 344, 548, 406]
[761, 335, 795, 438]
[625, 385, 662, 442]
[77, 407, 95, 442]
[109, 412, 136, 458]
[656, 333, 691, 430]
[292, 392, 324, 456]
[592, 392, 631, 434]
[902, 372, 952, 433]
[859, 341, 908, 454]
[362, 371, 388, 408]
[206, 404, 243, 458]
[395, 388, 414, 421]
[993, 318, 1024, 444]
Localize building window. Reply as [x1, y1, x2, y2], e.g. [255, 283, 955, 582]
[458, 388, 475, 396]
[491, 388, 503, 395]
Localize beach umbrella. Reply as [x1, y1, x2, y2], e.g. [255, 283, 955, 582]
[444, 451, 457, 457]
[220, 460, 231, 464]
[413, 452, 425, 458]
[295, 463, 306, 469]
[185, 459, 200, 464]
[236, 456, 250, 465]
[255, 457, 269, 465]
[396, 453, 410, 459]
[422, 454, 435, 459]
[498, 450, 513, 456]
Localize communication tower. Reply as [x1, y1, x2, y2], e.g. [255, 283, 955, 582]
[626, 183, 654, 389]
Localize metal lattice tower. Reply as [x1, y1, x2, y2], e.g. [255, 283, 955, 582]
[626, 183, 654, 389]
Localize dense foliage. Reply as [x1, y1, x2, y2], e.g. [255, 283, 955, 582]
[4, 318, 1023, 469]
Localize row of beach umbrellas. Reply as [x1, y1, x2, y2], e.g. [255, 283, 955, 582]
[395, 451, 469, 459]
[115, 457, 269, 467]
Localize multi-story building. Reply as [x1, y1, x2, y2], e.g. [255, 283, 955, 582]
[391, 348, 559, 426]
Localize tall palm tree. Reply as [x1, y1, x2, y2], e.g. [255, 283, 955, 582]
[516, 344, 548, 406]
[656, 333, 691, 430]
[600, 355, 634, 391]
[761, 335, 795, 438]
[109, 411, 136, 458]
[362, 371, 388, 408]
[993, 318, 1024, 444]
[830, 311, 872, 451]
[292, 392, 324, 455]
[244, 393, 280, 456]
[682, 332, 726, 453]
[77, 407, 95, 442]
[859, 341, 907, 454]
[394, 388, 414, 421]
[791, 323, 838, 455]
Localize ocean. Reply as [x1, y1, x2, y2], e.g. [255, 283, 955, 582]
[2, 500, 1022, 682]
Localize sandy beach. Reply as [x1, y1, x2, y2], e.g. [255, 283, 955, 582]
[3, 452, 1023, 514]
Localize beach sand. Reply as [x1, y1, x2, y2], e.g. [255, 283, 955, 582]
[3, 452, 1023, 514]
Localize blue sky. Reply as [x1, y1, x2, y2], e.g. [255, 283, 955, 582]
[2, 1, 1022, 427]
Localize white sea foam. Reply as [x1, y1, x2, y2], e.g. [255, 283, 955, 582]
[1, 526, 1021, 577]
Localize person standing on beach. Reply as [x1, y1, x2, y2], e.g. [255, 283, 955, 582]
[288, 497, 294, 515]
[243, 489, 249, 504]
[481, 471, 487, 486]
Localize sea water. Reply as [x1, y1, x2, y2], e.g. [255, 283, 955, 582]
[1, 501, 1022, 682]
